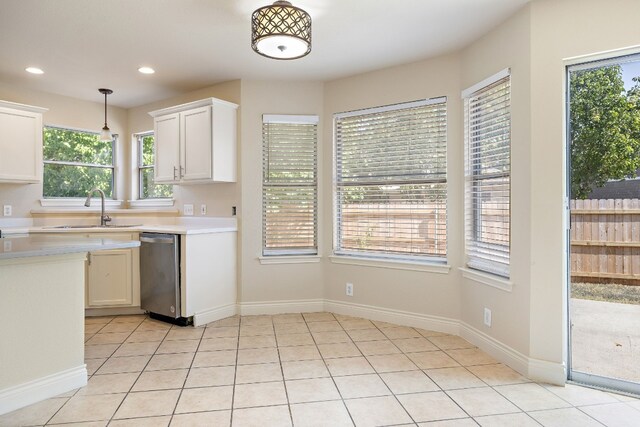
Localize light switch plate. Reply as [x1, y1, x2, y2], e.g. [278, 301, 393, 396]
[183, 204, 194, 216]
[200, 204, 207, 215]
[3, 205, 11, 217]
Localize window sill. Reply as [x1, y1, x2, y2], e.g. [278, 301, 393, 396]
[259, 255, 322, 265]
[128, 199, 175, 208]
[40, 198, 124, 208]
[459, 267, 513, 292]
[329, 255, 450, 274]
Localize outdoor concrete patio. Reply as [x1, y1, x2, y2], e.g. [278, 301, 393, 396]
[571, 298, 640, 383]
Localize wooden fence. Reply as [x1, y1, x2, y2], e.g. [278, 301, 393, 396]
[570, 199, 640, 285]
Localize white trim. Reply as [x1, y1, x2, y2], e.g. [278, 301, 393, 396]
[259, 255, 322, 265]
[461, 68, 511, 98]
[0, 365, 87, 415]
[263, 114, 319, 124]
[85, 307, 146, 317]
[459, 322, 565, 385]
[238, 299, 324, 316]
[230, 298, 566, 386]
[329, 255, 451, 274]
[148, 97, 238, 117]
[40, 198, 125, 208]
[459, 267, 513, 292]
[324, 299, 459, 335]
[335, 97, 446, 119]
[128, 199, 175, 208]
[563, 45, 640, 67]
[0, 100, 47, 114]
[193, 303, 238, 327]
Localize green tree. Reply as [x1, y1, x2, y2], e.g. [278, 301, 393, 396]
[570, 66, 640, 198]
[43, 127, 114, 198]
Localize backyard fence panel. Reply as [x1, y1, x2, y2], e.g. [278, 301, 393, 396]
[570, 198, 640, 285]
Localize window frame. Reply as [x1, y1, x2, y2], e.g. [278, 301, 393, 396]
[42, 124, 116, 199]
[332, 97, 448, 264]
[262, 114, 319, 257]
[462, 68, 512, 278]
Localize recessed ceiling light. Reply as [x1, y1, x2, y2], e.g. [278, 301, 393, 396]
[25, 67, 44, 74]
[138, 67, 155, 74]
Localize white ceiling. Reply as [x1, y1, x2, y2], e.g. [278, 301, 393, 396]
[0, 0, 529, 108]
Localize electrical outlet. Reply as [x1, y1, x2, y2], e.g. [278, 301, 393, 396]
[232, 206, 237, 216]
[346, 282, 354, 297]
[3, 205, 12, 217]
[484, 308, 492, 327]
[200, 204, 207, 215]
[183, 204, 194, 216]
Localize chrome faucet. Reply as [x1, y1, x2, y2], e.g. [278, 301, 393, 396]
[84, 188, 111, 226]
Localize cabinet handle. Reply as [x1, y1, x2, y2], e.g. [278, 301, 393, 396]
[173, 166, 178, 180]
[180, 166, 185, 178]
[88, 252, 92, 266]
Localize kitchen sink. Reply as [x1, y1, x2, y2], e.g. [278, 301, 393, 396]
[44, 224, 142, 229]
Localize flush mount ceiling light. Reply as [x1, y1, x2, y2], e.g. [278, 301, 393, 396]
[251, 1, 311, 60]
[98, 88, 113, 142]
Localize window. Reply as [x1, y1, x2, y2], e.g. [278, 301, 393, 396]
[262, 115, 318, 256]
[43, 126, 115, 198]
[463, 69, 511, 277]
[137, 132, 173, 199]
[334, 98, 448, 262]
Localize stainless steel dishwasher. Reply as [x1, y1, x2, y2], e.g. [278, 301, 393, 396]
[140, 232, 190, 326]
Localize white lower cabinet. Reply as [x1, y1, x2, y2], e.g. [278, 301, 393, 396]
[86, 233, 140, 309]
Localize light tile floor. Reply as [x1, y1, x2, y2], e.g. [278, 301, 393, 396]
[2, 312, 639, 426]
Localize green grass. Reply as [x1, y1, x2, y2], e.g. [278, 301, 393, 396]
[571, 282, 640, 305]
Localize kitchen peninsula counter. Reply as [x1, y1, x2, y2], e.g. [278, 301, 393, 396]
[0, 235, 140, 415]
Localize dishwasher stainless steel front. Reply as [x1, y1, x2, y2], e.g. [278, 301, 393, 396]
[140, 232, 188, 325]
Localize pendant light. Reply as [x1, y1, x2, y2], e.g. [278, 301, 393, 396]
[251, 1, 311, 60]
[99, 88, 113, 142]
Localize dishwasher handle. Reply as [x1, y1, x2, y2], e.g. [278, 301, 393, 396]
[140, 235, 176, 244]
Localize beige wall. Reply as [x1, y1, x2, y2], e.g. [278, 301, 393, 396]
[459, 4, 533, 358]
[322, 53, 464, 320]
[239, 80, 325, 304]
[528, 0, 640, 366]
[0, 83, 128, 217]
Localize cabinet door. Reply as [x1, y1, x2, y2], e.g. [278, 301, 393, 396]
[86, 249, 133, 307]
[0, 107, 42, 183]
[154, 113, 180, 183]
[180, 106, 212, 181]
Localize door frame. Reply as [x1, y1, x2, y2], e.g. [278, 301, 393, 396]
[565, 47, 640, 396]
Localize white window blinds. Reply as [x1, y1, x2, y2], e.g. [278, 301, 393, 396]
[334, 98, 447, 262]
[463, 71, 511, 277]
[262, 115, 318, 256]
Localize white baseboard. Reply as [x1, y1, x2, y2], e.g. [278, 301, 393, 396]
[0, 365, 87, 416]
[238, 299, 324, 316]
[324, 299, 460, 336]
[528, 357, 567, 385]
[459, 322, 565, 385]
[197, 297, 567, 385]
[193, 304, 238, 327]
[85, 307, 146, 317]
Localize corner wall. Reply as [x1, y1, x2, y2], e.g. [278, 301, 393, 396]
[238, 80, 325, 306]
[322, 53, 464, 323]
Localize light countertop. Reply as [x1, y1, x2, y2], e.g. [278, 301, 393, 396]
[0, 234, 140, 260]
[0, 218, 238, 236]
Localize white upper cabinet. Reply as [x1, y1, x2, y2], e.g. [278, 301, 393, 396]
[0, 100, 47, 183]
[149, 98, 238, 184]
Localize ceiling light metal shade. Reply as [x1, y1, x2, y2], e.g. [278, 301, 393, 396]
[98, 88, 113, 142]
[251, 1, 311, 60]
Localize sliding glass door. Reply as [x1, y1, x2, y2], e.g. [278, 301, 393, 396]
[567, 53, 640, 395]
